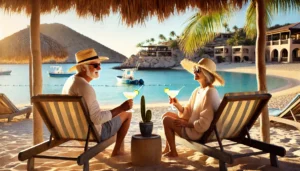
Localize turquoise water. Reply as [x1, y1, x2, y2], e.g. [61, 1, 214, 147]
[0, 63, 287, 106]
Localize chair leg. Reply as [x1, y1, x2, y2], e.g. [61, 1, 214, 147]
[8, 116, 13, 122]
[26, 112, 31, 119]
[219, 161, 227, 171]
[270, 153, 278, 167]
[27, 158, 34, 171]
[83, 162, 89, 171]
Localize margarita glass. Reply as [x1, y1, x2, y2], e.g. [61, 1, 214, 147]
[164, 86, 184, 110]
[123, 90, 139, 112]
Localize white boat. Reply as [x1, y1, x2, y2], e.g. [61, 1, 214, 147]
[116, 68, 144, 85]
[0, 69, 12, 75]
[48, 66, 74, 77]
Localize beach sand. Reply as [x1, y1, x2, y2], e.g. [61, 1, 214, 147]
[1, 62, 300, 170]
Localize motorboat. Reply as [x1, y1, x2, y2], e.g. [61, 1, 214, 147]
[0, 69, 12, 75]
[116, 68, 144, 85]
[48, 66, 74, 77]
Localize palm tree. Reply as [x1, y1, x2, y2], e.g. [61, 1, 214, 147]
[158, 34, 167, 42]
[179, 0, 300, 143]
[170, 31, 176, 38]
[223, 22, 229, 33]
[150, 38, 155, 44]
[233, 25, 239, 32]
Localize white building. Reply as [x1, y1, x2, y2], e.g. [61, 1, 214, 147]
[266, 22, 300, 63]
[214, 46, 232, 62]
[232, 45, 255, 62]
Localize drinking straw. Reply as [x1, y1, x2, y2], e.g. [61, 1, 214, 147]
[138, 85, 144, 91]
[178, 86, 185, 91]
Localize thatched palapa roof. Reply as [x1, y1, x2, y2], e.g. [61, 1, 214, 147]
[0, 0, 248, 26]
[0, 28, 68, 63]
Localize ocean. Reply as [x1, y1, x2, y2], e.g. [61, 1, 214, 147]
[0, 63, 287, 106]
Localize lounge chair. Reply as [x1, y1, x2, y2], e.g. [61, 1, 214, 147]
[173, 91, 286, 171]
[18, 95, 116, 171]
[0, 93, 32, 122]
[269, 94, 300, 130]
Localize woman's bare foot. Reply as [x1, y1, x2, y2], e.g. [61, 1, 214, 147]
[162, 148, 170, 155]
[163, 151, 178, 157]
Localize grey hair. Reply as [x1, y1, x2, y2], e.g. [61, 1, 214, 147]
[201, 68, 215, 86]
[75, 65, 87, 73]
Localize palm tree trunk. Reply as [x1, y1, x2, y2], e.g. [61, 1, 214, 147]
[256, 0, 270, 143]
[29, 54, 32, 103]
[31, 0, 43, 144]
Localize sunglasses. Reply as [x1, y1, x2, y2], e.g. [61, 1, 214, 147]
[193, 66, 201, 73]
[87, 63, 101, 68]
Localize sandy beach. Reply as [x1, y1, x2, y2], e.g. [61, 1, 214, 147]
[1, 62, 300, 171]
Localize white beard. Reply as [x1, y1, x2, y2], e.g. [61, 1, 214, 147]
[85, 65, 99, 79]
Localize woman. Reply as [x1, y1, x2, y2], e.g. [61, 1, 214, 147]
[162, 58, 225, 157]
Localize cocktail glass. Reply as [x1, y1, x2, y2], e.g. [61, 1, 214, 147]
[164, 86, 184, 111]
[123, 90, 139, 112]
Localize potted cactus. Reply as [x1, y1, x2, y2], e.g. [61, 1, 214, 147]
[139, 95, 153, 137]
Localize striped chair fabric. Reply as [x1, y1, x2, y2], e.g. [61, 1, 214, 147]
[278, 94, 300, 117]
[0, 94, 19, 114]
[39, 101, 95, 141]
[208, 91, 265, 141]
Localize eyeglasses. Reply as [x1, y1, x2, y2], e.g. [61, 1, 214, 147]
[193, 66, 201, 73]
[87, 63, 101, 68]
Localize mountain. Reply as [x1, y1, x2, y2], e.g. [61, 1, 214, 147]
[40, 23, 127, 63]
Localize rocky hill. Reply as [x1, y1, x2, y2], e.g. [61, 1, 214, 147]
[40, 23, 127, 63]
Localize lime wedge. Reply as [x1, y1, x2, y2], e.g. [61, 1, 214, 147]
[134, 90, 139, 95]
[164, 88, 170, 93]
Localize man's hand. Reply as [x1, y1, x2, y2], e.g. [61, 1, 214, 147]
[120, 99, 133, 112]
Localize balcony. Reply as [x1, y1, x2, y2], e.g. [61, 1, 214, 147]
[281, 40, 288, 44]
[272, 40, 279, 45]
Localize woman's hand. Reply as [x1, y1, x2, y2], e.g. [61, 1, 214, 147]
[174, 119, 194, 128]
[169, 97, 179, 106]
[174, 119, 188, 127]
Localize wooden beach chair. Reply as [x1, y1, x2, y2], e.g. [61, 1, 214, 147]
[0, 93, 32, 122]
[269, 94, 300, 131]
[174, 92, 286, 171]
[18, 95, 116, 171]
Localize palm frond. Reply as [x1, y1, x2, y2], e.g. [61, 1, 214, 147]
[244, 1, 273, 39]
[179, 10, 230, 56]
[268, 0, 300, 14]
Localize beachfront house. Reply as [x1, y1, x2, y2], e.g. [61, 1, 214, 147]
[214, 46, 232, 62]
[232, 45, 255, 62]
[266, 22, 300, 63]
[139, 45, 172, 58]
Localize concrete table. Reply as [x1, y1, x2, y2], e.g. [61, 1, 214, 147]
[131, 134, 162, 166]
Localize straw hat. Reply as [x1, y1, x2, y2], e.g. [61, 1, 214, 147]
[180, 58, 225, 86]
[68, 48, 109, 72]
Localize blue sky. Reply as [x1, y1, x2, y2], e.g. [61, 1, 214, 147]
[0, 7, 299, 57]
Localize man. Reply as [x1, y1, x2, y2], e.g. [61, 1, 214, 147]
[62, 48, 132, 157]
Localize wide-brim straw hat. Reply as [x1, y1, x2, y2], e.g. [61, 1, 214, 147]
[180, 58, 225, 86]
[68, 48, 109, 72]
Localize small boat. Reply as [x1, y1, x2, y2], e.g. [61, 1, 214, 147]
[48, 66, 74, 77]
[0, 69, 12, 75]
[116, 68, 144, 85]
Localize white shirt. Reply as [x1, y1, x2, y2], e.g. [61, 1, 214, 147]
[62, 75, 112, 135]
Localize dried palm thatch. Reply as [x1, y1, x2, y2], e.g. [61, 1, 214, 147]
[0, 0, 248, 26]
[0, 28, 68, 63]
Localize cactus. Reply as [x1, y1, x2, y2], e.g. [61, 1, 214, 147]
[140, 95, 152, 122]
[145, 110, 152, 122]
